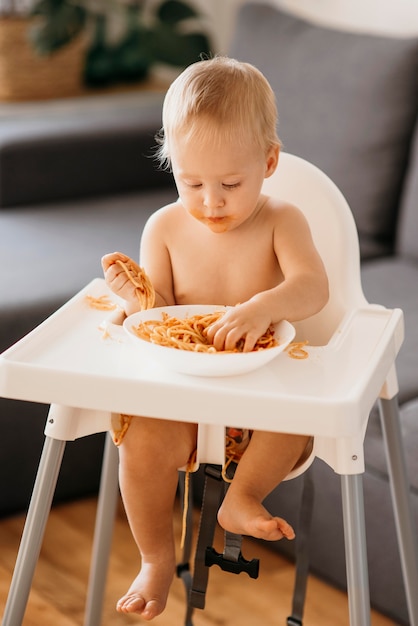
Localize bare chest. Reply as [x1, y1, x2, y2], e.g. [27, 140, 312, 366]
[169, 231, 282, 306]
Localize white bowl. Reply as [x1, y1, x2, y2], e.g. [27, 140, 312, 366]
[123, 305, 295, 377]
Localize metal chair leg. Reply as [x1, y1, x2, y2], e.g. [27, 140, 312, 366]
[1, 436, 66, 626]
[379, 397, 418, 626]
[83, 434, 120, 626]
[341, 474, 371, 626]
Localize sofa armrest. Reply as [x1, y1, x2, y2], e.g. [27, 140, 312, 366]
[0, 92, 172, 208]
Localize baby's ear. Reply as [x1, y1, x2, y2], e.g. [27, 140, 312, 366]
[265, 144, 280, 178]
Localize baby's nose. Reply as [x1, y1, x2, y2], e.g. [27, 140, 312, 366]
[203, 188, 225, 210]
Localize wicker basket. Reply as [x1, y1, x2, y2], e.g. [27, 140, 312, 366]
[0, 17, 86, 101]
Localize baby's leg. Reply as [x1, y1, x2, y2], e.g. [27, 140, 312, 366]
[218, 431, 311, 542]
[117, 416, 197, 620]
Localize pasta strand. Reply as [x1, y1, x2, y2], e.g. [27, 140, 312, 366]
[131, 312, 278, 353]
[115, 259, 155, 310]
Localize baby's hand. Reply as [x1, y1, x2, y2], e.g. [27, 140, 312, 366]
[101, 252, 140, 306]
[206, 300, 273, 352]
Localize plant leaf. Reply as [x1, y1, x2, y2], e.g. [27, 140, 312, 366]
[157, 0, 198, 25]
[151, 25, 211, 66]
[29, 2, 86, 54]
[113, 25, 153, 82]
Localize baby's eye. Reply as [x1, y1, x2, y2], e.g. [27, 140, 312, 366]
[187, 182, 202, 189]
[223, 182, 240, 189]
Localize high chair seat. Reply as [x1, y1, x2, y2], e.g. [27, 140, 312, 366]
[0, 153, 417, 626]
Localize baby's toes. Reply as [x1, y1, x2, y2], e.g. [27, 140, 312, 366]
[116, 592, 146, 614]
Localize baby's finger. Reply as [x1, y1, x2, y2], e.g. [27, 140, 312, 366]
[242, 329, 262, 353]
[211, 325, 241, 352]
[205, 319, 222, 343]
[101, 252, 130, 272]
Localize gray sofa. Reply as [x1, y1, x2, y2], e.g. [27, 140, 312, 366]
[0, 3, 417, 624]
[0, 92, 175, 513]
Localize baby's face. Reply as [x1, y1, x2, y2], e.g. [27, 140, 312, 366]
[170, 131, 277, 233]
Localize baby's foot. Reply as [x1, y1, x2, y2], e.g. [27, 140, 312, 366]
[116, 558, 175, 620]
[218, 492, 295, 542]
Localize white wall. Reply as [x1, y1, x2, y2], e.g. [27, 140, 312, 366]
[273, 0, 418, 35]
[195, 0, 418, 55]
[192, 0, 242, 53]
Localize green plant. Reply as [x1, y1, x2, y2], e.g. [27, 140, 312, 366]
[29, 0, 212, 86]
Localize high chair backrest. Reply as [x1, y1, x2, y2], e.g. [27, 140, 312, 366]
[262, 152, 367, 345]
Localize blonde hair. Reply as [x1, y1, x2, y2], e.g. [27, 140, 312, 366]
[155, 56, 281, 169]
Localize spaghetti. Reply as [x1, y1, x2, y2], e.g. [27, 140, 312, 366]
[85, 294, 117, 310]
[287, 341, 309, 359]
[222, 427, 251, 482]
[131, 311, 278, 353]
[180, 448, 197, 549]
[112, 414, 133, 446]
[115, 258, 155, 310]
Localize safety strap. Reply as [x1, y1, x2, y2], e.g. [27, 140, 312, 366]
[178, 463, 315, 626]
[190, 464, 225, 609]
[287, 468, 315, 626]
[189, 464, 260, 608]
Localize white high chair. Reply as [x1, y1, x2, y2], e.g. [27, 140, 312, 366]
[1, 153, 417, 626]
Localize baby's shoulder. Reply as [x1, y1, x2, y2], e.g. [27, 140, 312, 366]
[144, 199, 183, 230]
[261, 196, 311, 242]
[150, 198, 182, 218]
[262, 195, 304, 222]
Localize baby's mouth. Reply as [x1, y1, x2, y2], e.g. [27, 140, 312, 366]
[206, 216, 226, 223]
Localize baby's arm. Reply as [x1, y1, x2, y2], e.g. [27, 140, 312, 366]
[102, 207, 177, 316]
[207, 204, 329, 352]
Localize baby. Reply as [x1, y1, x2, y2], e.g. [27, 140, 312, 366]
[102, 56, 329, 621]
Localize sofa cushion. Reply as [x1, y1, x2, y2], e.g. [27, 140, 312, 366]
[398, 120, 418, 260]
[0, 187, 175, 350]
[230, 3, 418, 259]
[361, 257, 418, 404]
[365, 399, 418, 492]
[0, 92, 168, 207]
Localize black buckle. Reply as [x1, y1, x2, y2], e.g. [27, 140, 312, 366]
[286, 617, 303, 626]
[205, 547, 259, 579]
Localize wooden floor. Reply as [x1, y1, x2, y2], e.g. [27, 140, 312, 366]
[0, 496, 397, 626]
